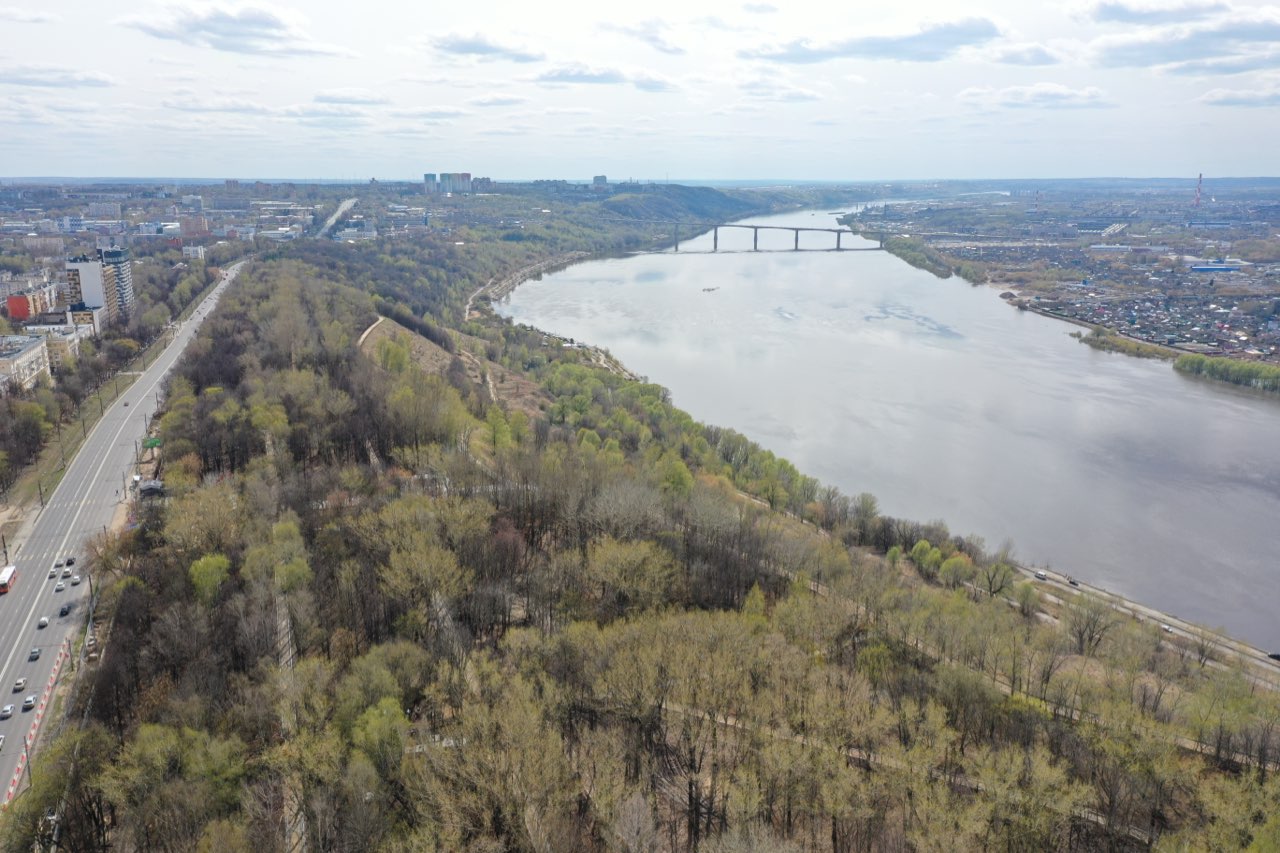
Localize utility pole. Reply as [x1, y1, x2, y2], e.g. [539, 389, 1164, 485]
[37, 481, 44, 508]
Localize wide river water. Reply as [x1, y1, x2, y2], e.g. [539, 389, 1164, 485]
[497, 209, 1280, 650]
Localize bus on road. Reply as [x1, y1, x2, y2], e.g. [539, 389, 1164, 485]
[0, 565, 15, 593]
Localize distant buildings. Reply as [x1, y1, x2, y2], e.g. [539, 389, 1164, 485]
[100, 246, 136, 318]
[5, 281, 59, 321]
[425, 172, 473, 194]
[182, 245, 206, 260]
[87, 201, 122, 218]
[23, 324, 91, 370]
[65, 255, 119, 320]
[65, 247, 135, 323]
[0, 335, 50, 394]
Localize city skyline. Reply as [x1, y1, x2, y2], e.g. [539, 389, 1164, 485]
[2, 0, 1279, 179]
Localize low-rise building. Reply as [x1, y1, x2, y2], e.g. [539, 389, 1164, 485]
[0, 335, 50, 393]
[67, 304, 108, 335]
[23, 324, 92, 369]
[181, 245, 206, 260]
[5, 281, 60, 321]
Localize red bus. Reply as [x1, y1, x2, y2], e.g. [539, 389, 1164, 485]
[0, 565, 15, 593]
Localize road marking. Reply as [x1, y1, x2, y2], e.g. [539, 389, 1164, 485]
[0, 265, 241, 706]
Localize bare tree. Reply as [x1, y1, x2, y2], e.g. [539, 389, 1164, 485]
[1065, 595, 1119, 657]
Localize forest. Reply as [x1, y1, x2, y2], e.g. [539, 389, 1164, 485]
[2, 188, 1279, 852]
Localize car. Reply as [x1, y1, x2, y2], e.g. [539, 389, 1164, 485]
[1269, 652, 1280, 662]
[54, 581, 65, 592]
[0, 704, 13, 719]
[0, 735, 6, 752]
[61, 567, 72, 578]
[1034, 570, 1048, 581]
[70, 575, 81, 586]
[65, 557, 75, 567]
[29, 648, 40, 661]
[37, 617, 48, 629]
[54, 559, 64, 568]
[59, 603, 71, 617]
[48, 567, 57, 579]
[1161, 623, 1175, 634]
[123, 401, 129, 406]
[1068, 577, 1080, 587]
[12, 679, 26, 693]
[22, 695, 36, 711]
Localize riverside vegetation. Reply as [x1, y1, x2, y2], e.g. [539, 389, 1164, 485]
[3, 185, 1279, 852]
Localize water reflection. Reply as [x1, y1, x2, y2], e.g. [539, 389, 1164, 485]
[499, 209, 1280, 649]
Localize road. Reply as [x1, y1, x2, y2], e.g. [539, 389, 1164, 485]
[0, 260, 247, 805]
[316, 197, 357, 239]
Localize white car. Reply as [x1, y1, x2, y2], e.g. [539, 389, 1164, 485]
[37, 617, 48, 628]
[22, 695, 35, 711]
[0, 704, 13, 719]
[61, 567, 72, 579]
[48, 567, 57, 579]
[54, 581, 65, 592]
[70, 575, 81, 586]
[12, 678, 25, 693]
[0, 734, 6, 751]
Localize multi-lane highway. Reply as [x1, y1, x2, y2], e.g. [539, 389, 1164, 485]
[0, 260, 246, 804]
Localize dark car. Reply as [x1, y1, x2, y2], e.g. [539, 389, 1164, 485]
[65, 557, 76, 567]
[59, 603, 71, 617]
[1268, 653, 1280, 662]
[28, 648, 40, 661]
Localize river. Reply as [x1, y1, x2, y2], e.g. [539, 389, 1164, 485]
[497, 208, 1280, 651]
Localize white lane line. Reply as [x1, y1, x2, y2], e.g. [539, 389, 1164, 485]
[0, 266, 239, 698]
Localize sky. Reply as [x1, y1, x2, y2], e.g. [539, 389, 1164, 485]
[1, 0, 1279, 180]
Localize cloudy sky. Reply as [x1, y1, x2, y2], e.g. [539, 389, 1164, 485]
[1, 0, 1278, 180]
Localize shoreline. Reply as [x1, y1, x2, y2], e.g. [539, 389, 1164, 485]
[490, 228, 1280, 674]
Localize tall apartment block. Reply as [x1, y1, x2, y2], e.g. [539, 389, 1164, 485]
[99, 246, 135, 319]
[65, 255, 121, 322]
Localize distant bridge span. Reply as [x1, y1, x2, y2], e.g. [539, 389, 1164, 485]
[602, 217, 885, 252]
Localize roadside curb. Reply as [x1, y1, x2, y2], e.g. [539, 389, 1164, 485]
[2, 638, 69, 807]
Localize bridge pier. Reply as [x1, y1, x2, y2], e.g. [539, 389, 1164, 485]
[753, 227, 759, 251]
[713, 227, 718, 252]
[673, 224, 679, 253]
[836, 231, 842, 251]
[794, 229, 799, 251]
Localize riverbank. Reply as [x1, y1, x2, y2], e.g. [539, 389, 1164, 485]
[497, 206, 1280, 650]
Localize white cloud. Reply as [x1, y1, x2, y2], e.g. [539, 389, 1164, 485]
[0, 6, 55, 23]
[1092, 9, 1280, 70]
[741, 18, 1002, 63]
[601, 20, 685, 55]
[739, 76, 823, 102]
[314, 88, 390, 105]
[1088, 0, 1230, 24]
[1199, 85, 1280, 105]
[121, 4, 353, 56]
[988, 43, 1061, 65]
[390, 107, 472, 119]
[0, 65, 116, 87]
[160, 96, 272, 113]
[959, 82, 1113, 108]
[430, 33, 544, 63]
[533, 64, 677, 92]
[467, 94, 528, 107]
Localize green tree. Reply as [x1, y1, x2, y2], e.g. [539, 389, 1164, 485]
[189, 554, 231, 606]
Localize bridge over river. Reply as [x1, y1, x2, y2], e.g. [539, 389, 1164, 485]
[607, 218, 885, 253]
